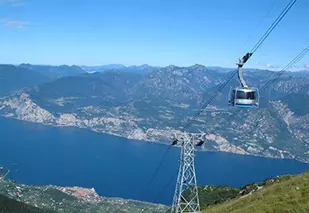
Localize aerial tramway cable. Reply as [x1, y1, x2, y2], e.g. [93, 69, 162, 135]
[261, 44, 309, 90]
[141, 0, 298, 205]
[230, 0, 278, 66]
[250, 0, 297, 54]
[192, 44, 309, 191]
[182, 0, 298, 131]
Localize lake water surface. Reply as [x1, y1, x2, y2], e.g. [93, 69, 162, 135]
[1, 116, 309, 205]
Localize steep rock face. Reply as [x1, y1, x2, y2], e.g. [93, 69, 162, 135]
[272, 100, 309, 144]
[0, 93, 55, 124]
[204, 134, 248, 154]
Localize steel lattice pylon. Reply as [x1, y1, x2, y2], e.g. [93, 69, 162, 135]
[171, 132, 201, 213]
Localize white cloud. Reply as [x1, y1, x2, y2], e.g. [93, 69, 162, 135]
[0, 0, 25, 6]
[304, 64, 309, 71]
[263, 63, 282, 71]
[0, 19, 31, 28]
[265, 63, 275, 69]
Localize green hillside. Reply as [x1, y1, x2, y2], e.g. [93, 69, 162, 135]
[203, 171, 309, 213]
[0, 194, 52, 213]
[0, 178, 167, 213]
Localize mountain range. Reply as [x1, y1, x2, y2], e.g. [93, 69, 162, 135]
[1, 64, 309, 163]
[80, 64, 159, 74]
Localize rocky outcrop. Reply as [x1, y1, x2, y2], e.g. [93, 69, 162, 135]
[0, 93, 55, 124]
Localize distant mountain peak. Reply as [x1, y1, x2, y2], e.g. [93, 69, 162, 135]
[166, 65, 180, 69]
[190, 64, 207, 69]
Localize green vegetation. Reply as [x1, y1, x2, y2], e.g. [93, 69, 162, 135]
[203, 172, 309, 213]
[197, 186, 240, 209]
[0, 64, 49, 96]
[0, 179, 167, 213]
[44, 188, 77, 202]
[0, 193, 52, 213]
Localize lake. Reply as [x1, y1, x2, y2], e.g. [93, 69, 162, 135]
[0, 116, 309, 205]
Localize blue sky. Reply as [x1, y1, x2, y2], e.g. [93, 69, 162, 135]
[0, 0, 308, 70]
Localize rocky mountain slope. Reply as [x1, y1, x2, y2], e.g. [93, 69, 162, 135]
[1, 64, 309, 162]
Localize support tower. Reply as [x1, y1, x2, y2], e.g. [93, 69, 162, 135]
[171, 132, 204, 213]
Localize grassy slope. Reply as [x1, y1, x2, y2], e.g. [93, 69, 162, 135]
[196, 186, 240, 209]
[204, 172, 309, 213]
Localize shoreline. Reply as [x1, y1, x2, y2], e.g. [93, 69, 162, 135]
[3, 169, 10, 179]
[1, 115, 308, 164]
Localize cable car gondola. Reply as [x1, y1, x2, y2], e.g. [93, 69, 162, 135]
[228, 52, 260, 108]
[228, 87, 259, 108]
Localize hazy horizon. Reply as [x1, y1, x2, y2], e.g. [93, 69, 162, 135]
[0, 0, 308, 70]
[1, 62, 308, 72]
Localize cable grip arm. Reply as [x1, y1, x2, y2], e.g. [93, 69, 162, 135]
[236, 52, 252, 88]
